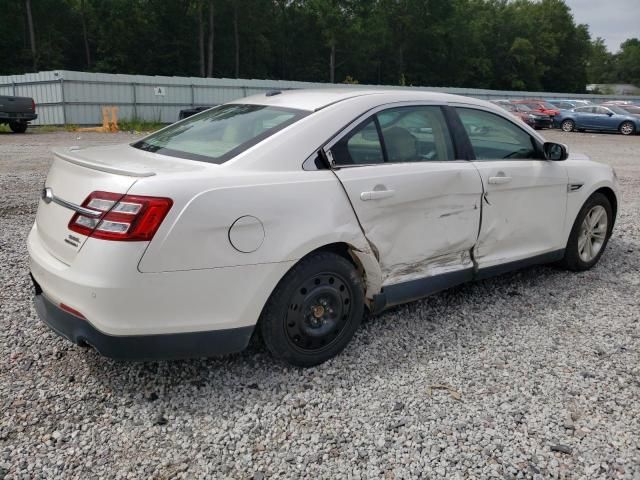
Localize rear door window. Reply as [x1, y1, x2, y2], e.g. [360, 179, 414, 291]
[377, 106, 455, 162]
[132, 104, 308, 164]
[331, 118, 385, 165]
[330, 105, 455, 166]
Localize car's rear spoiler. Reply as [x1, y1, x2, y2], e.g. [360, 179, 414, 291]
[52, 147, 156, 177]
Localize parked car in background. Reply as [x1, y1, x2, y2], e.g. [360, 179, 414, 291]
[512, 99, 560, 118]
[548, 99, 593, 110]
[615, 104, 640, 116]
[602, 100, 635, 106]
[548, 101, 577, 111]
[500, 103, 553, 129]
[0, 95, 37, 133]
[557, 105, 639, 135]
[178, 105, 215, 120]
[29, 89, 619, 366]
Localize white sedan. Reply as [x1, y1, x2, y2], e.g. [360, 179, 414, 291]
[28, 89, 619, 366]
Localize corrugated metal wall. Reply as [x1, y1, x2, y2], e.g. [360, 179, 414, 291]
[2, 70, 639, 126]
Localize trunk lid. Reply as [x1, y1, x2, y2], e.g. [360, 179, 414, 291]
[36, 144, 207, 265]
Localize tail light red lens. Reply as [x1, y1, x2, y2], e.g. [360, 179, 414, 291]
[31, 99, 36, 111]
[68, 191, 173, 241]
[60, 303, 86, 319]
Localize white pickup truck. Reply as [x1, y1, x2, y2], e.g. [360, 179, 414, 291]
[0, 95, 37, 133]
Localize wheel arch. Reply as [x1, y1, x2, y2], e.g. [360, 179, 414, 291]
[290, 241, 383, 300]
[257, 240, 383, 325]
[563, 178, 619, 250]
[593, 186, 618, 227]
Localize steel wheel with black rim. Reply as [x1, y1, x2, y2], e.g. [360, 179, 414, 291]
[260, 251, 365, 366]
[561, 192, 613, 271]
[619, 121, 635, 136]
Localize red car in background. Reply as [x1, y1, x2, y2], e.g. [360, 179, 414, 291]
[498, 102, 553, 129]
[512, 99, 560, 118]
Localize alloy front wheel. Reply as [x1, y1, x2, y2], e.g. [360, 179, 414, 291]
[560, 192, 613, 271]
[620, 121, 635, 136]
[577, 205, 608, 262]
[561, 120, 575, 132]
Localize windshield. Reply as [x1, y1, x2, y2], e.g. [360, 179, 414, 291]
[541, 102, 557, 110]
[133, 104, 308, 163]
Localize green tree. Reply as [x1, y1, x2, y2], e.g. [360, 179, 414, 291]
[0, 0, 633, 94]
[615, 38, 640, 86]
[587, 38, 614, 84]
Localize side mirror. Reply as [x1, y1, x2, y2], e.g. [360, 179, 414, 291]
[607, 112, 614, 116]
[543, 142, 568, 161]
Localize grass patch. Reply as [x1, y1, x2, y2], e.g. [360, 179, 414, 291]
[33, 125, 79, 132]
[118, 118, 167, 133]
[0, 124, 9, 133]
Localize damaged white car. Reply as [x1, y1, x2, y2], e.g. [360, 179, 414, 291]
[29, 89, 619, 366]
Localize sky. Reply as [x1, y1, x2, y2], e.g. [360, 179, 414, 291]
[563, 0, 639, 52]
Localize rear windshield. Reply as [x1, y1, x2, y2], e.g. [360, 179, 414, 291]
[132, 104, 308, 163]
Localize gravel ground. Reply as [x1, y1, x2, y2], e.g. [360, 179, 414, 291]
[1, 129, 639, 479]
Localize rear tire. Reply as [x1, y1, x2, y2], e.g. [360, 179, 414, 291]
[619, 121, 635, 136]
[561, 119, 575, 132]
[560, 193, 613, 271]
[9, 121, 28, 133]
[260, 252, 364, 367]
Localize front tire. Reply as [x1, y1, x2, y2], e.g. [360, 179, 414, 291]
[260, 252, 365, 367]
[9, 121, 28, 133]
[561, 119, 575, 132]
[560, 193, 613, 271]
[619, 121, 635, 136]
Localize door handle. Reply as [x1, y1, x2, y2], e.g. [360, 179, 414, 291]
[360, 189, 395, 201]
[488, 175, 512, 185]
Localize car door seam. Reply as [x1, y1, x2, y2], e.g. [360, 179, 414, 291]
[469, 162, 486, 273]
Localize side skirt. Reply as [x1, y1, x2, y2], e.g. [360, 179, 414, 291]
[474, 249, 565, 281]
[372, 249, 565, 311]
[378, 268, 474, 310]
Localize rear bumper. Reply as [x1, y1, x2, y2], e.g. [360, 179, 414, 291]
[0, 113, 37, 122]
[526, 117, 553, 129]
[28, 223, 294, 337]
[33, 287, 254, 360]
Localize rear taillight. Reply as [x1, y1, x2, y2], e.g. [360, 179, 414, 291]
[68, 191, 172, 241]
[31, 99, 36, 111]
[60, 303, 86, 319]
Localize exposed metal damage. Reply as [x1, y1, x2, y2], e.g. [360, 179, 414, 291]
[382, 249, 473, 286]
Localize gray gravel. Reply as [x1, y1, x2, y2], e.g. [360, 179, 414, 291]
[1, 129, 639, 479]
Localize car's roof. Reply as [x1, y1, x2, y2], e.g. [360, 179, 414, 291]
[231, 88, 492, 112]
